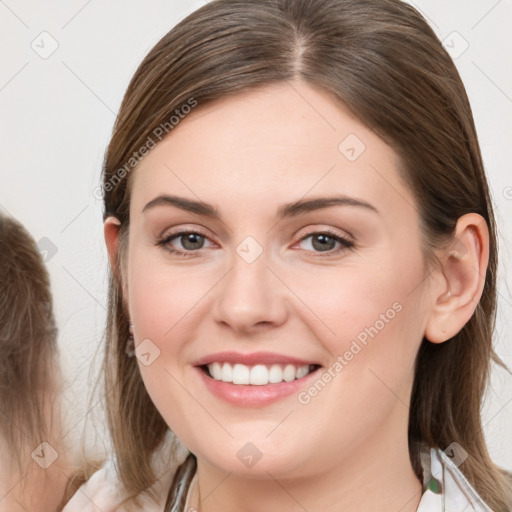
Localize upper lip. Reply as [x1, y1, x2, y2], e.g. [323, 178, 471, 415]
[193, 351, 320, 367]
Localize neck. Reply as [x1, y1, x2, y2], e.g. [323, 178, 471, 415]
[188, 429, 423, 512]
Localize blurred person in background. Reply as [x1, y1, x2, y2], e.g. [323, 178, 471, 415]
[0, 211, 70, 511]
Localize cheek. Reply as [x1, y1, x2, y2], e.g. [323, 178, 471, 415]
[289, 252, 423, 347]
[299, 247, 426, 396]
[127, 245, 210, 346]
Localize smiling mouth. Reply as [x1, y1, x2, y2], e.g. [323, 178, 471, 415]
[200, 362, 322, 386]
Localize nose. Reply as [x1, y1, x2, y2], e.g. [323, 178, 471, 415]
[211, 245, 288, 334]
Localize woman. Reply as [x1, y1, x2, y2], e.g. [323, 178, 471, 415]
[0, 212, 70, 511]
[63, 0, 512, 510]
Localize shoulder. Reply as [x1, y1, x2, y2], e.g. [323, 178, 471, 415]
[61, 459, 131, 512]
[62, 437, 190, 512]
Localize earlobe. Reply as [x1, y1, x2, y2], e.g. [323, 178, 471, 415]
[424, 213, 489, 344]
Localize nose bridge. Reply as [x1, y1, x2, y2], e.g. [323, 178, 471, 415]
[212, 234, 286, 331]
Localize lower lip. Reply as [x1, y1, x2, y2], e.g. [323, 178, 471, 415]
[195, 366, 320, 407]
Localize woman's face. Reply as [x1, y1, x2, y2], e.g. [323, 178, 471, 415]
[124, 81, 433, 479]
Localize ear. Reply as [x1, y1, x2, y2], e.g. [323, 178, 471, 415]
[424, 213, 489, 343]
[104, 216, 121, 271]
[104, 216, 129, 301]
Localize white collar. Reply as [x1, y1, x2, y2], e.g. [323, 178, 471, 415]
[416, 447, 492, 511]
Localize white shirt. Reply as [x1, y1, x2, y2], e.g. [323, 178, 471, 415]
[62, 443, 493, 511]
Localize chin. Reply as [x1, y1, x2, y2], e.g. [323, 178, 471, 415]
[192, 437, 309, 479]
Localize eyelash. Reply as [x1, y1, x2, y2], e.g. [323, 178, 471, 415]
[156, 228, 355, 258]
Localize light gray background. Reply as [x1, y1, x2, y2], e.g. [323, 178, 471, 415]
[0, 0, 511, 469]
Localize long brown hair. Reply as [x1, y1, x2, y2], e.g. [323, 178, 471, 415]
[83, 0, 512, 509]
[0, 213, 60, 481]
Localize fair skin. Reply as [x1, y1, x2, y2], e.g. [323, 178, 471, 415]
[104, 81, 488, 512]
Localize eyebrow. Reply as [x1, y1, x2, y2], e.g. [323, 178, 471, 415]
[141, 193, 379, 219]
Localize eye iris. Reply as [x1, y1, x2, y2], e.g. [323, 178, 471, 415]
[312, 234, 336, 252]
[182, 233, 204, 250]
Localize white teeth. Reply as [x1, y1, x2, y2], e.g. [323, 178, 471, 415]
[268, 364, 283, 383]
[296, 365, 309, 379]
[206, 362, 314, 385]
[221, 362, 233, 382]
[211, 362, 222, 380]
[283, 364, 296, 382]
[232, 363, 250, 384]
[249, 364, 268, 385]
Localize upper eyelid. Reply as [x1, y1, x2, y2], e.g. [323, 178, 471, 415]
[159, 224, 352, 241]
[294, 225, 354, 243]
[160, 227, 215, 244]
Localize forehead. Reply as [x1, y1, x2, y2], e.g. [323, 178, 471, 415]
[131, 81, 410, 220]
